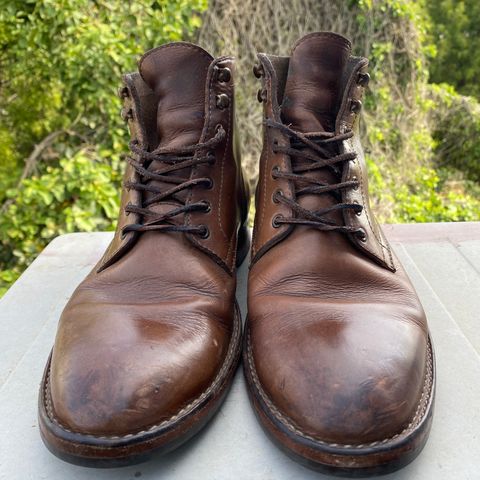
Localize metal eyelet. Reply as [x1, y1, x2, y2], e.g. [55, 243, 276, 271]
[125, 201, 132, 216]
[207, 151, 216, 164]
[257, 88, 267, 103]
[121, 107, 133, 121]
[205, 177, 214, 190]
[120, 229, 127, 240]
[217, 67, 231, 83]
[118, 86, 129, 99]
[272, 214, 283, 228]
[203, 200, 212, 213]
[253, 63, 264, 78]
[272, 189, 283, 204]
[271, 165, 280, 179]
[198, 225, 210, 239]
[350, 99, 362, 114]
[355, 228, 367, 242]
[353, 200, 362, 216]
[357, 72, 370, 87]
[216, 94, 230, 110]
[351, 175, 359, 190]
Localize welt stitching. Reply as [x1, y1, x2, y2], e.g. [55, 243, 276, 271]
[246, 331, 433, 449]
[43, 308, 241, 440]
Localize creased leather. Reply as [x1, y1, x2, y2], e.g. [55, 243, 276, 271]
[44, 43, 248, 438]
[248, 33, 433, 447]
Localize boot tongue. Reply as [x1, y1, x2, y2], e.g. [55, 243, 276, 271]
[281, 33, 351, 132]
[136, 43, 213, 218]
[139, 42, 213, 149]
[281, 33, 351, 227]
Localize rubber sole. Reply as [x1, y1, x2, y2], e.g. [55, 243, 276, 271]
[243, 325, 436, 477]
[38, 227, 250, 468]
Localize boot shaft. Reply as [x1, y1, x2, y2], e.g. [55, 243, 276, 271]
[251, 32, 394, 271]
[103, 43, 249, 273]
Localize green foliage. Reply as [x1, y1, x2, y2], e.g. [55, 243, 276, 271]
[352, 0, 480, 224]
[0, 0, 207, 295]
[429, 84, 480, 183]
[367, 160, 480, 223]
[427, 0, 480, 97]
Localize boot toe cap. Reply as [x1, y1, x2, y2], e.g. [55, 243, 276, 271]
[46, 305, 231, 437]
[251, 311, 430, 446]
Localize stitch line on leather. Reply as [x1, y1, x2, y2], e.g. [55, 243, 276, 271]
[246, 330, 433, 449]
[292, 32, 352, 55]
[219, 68, 235, 268]
[346, 146, 384, 263]
[352, 140, 389, 262]
[138, 43, 213, 78]
[184, 57, 213, 234]
[256, 76, 271, 258]
[43, 304, 241, 440]
[188, 62, 234, 271]
[184, 58, 227, 268]
[102, 82, 139, 268]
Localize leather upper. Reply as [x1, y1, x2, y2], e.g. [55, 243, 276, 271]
[47, 42, 248, 436]
[248, 32, 431, 445]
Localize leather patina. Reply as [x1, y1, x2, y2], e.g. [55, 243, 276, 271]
[245, 32, 435, 476]
[38, 42, 250, 467]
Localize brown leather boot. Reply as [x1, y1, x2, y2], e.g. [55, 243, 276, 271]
[38, 42, 250, 467]
[244, 32, 435, 476]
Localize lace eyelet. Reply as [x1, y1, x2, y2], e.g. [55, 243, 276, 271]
[217, 67, 231, 83]
[203, 200, 212, 213]
[253, 63, 264, 78]
[352, 200, 362, 216]
[351, 175, 359, 190]
[207, 151, 216, 164]
[272, 214, 283, 228]
[271, 165, 280, 179]
[355, 228, 367, 242]
[118, 86, 129, 99]
[272, 138, 279, 153]
[205, 177, 214, 190]
[125, 201, 132, 216]
[257, 88, 267, 103]
[357, 72, 370, 87]
[121, 229, 127, 240]
[120, 107, 133, 121]
[216, 94, 230, 110]
[350, 99, 362, 114]
[198, 225, 210, 239]
[272, 189, 283, 204]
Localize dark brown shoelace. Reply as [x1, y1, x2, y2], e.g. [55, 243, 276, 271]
[121, 125, 225, 238]
[267, 118, 365, 237]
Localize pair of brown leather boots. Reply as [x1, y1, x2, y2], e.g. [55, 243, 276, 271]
[38, 32, 435, 476]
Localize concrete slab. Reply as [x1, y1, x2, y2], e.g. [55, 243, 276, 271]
[1, 223, 479, 479]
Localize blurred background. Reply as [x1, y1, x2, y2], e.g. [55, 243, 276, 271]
[1, 0, 479, 295]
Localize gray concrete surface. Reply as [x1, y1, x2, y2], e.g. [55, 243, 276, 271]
[1, 222, 480, 479]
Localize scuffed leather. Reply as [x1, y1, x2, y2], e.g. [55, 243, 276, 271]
[47, 43, 248, 437]
[248, 33, 432, 446]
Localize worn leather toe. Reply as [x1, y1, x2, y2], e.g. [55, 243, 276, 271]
[251, 305, 428, 445]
